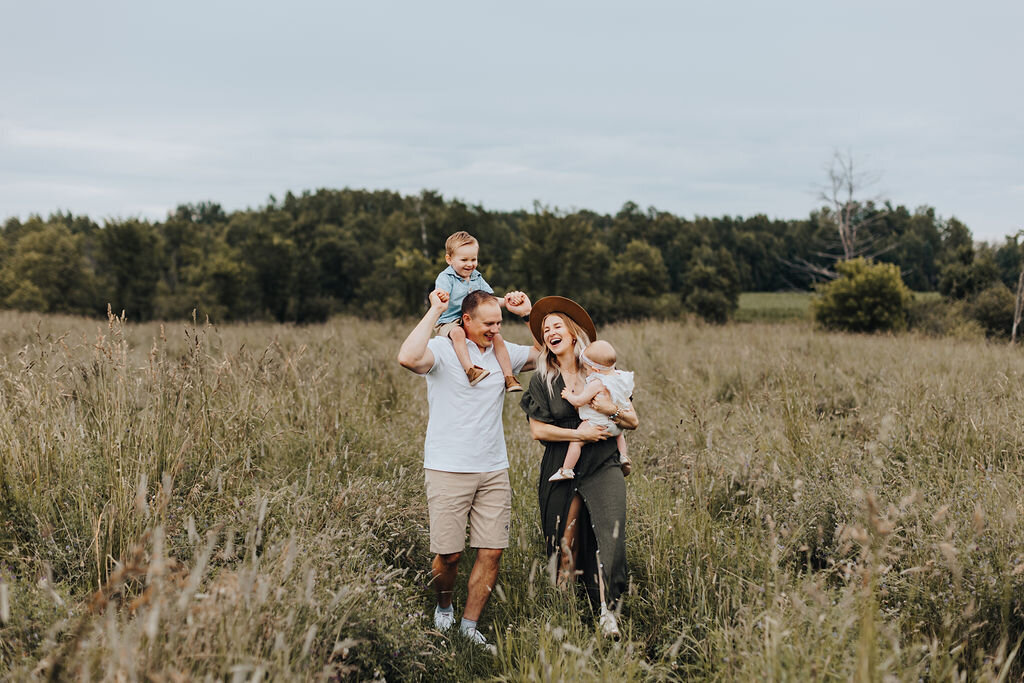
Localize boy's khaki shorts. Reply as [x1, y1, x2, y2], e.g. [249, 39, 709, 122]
[432, 320, 462, 338]
[424, 469, 511, 554]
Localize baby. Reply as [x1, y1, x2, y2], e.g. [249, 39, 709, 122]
[433, 230, 523, 392]
[551, 339, 635, 481]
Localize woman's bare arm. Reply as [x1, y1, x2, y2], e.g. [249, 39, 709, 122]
[528, 418, 609, 443]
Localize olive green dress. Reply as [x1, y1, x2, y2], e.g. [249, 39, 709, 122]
[520, 372, 628, 609]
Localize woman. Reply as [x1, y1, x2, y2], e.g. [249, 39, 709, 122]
[519, 297, 638, 637]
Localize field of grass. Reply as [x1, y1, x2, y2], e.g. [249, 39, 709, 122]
[4, 310, 1024, 680]
[736, 290, 945, 324]
[735, 292, 814, 322]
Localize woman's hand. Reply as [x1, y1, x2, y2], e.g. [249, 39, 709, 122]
[590, 394, 639, 430]
[528, 418, 609, 443]
[574, 421, 609, 442]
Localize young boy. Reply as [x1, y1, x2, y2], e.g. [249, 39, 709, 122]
[434, 231, 523, 392]
[552, 339, 634, 480]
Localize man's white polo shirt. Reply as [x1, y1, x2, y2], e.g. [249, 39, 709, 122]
[423, 336, 531, 473]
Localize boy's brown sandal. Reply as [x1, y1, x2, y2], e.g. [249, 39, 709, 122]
[466, 366, 490, 386]
[504, 376, 523, 393]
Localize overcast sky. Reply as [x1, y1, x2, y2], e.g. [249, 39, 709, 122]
[2, 1, 1021, 241]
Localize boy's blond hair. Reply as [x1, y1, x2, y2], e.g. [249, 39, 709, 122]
[445, 231, 478, 256]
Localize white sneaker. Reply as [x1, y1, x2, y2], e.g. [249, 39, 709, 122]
[461, 627, 497, 655]
[599, 604, 621, 640]
[434, 606, 455, 631]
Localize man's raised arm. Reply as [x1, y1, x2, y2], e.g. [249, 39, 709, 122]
[398, 289, 449, 375]
[504, 291, 540, 371]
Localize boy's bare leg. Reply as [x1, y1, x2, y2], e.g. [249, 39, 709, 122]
[493, 333, 522, 391]
[448, 325, 474, 373]
[493, 333, 514, 377]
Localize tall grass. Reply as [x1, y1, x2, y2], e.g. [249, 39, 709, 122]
[3, 310, 1024, 679]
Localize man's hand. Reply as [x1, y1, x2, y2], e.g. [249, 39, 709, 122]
[505, 291, 531, 317]
[430, 289, 450, 312]
[504, 291, 525, 307]
[575, 421, 609, 442]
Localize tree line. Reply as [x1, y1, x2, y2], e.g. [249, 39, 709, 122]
[1, 188, 1020, 323]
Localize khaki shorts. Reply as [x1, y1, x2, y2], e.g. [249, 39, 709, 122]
[433, 320, 462, 338]
[424, 469, 511, 554]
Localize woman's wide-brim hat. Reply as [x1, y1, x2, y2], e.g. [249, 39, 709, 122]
[529, 296, 597, 346]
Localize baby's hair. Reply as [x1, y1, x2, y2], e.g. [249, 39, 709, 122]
[584, 340, 617, 367]
[445, 231, 478, 256]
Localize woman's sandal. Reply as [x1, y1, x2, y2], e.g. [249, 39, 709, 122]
[548, 467, 576, 482]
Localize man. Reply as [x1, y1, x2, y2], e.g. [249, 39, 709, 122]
[397, 287, 538, 652]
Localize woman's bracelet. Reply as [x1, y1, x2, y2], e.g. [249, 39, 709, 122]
[610, 407, 621, 421]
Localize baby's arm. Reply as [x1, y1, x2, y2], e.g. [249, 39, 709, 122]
[561, 380, 606, 408]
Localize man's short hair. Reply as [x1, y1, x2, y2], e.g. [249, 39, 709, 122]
[462, 290, 499, 318]
[445, 231, 478, 256]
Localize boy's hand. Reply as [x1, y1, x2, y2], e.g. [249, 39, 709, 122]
[429, 289, 450, 312]
[505, 291, 531, 317]
[504, 291, 525, 307]
[560, 387, 571, 400]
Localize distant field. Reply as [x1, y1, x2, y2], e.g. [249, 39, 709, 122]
[736, 290, 943, 323]
[735, 291, 814, 322]
[3, 311, 1024, 679]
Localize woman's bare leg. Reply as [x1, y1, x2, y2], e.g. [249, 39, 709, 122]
[558, 494, 584, 589]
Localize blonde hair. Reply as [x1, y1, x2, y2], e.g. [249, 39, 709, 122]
[535, 313, 592, 396]
[445, 231, 478, 256]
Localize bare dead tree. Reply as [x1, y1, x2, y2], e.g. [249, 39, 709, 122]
[1012, 268, 1024, 344]
[1011, 231, 1024, 344]
[415, 191, 429, 257]
[819, 150, 889, 261]
[782, 151, 893, 283]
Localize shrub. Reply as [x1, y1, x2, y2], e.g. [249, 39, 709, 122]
[938, 256, 1001, 300]
[906, 297, 985, 340]
[812, 258, 912, 333]
[967, 283, 1015, 338]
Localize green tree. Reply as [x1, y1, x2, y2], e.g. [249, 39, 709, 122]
[97, 219, 162, 320]
[608, 239, 673, 318]
[682, 246, 741, 323]
[2, 223, 97, 314]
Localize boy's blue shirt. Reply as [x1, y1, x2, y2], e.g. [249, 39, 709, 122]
[435, 265, 494, 323]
